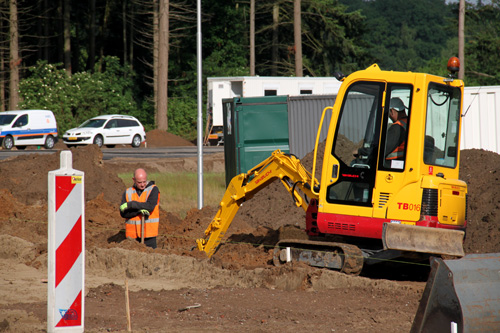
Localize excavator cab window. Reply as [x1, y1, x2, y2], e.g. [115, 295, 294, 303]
[423, 83, 461, 168]
[327, 81, 384, 206]
[379, 85, 413, 170]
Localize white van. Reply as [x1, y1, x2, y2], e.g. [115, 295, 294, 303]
[0, 110, 58, 150]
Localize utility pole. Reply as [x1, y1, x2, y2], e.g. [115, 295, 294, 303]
[250, 0, 255, 75]
[458, 0, 465, 80]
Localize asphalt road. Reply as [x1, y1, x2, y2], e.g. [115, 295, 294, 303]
[0, 146, 224, 161]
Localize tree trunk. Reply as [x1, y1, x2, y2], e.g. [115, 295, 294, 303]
[128, 3, 135, 69]
[293, 0, 302, 77]
[88, 0, 96, 71]
[44, 0, 49, 61]
[63, 0, 71, 75]
[98, 1, 111, 70]
[0, 14, 5, 111]
[272, 4, 279, 76]
[123, 0, 127, 66]
[157, 0, 169, 131]
[57, 0, 63, 63]
[129, 2, 134, 71]
[250, 0, 255, 76]
[9, 0, 20, 110]
[153, 0, 159, 126]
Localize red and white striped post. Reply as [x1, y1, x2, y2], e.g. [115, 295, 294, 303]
[48, 151, 85, 332]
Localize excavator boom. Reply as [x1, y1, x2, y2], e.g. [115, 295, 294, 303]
[196, 150, 319, 257]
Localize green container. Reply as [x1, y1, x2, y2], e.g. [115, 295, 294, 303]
[223, 96, 289, 186]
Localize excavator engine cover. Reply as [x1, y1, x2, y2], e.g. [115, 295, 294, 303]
[411, 253, 500, 332]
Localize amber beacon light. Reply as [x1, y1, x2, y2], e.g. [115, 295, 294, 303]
[447, 57, 460, 76]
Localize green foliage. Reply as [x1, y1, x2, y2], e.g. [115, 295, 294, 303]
[201, 0, 250, 77]
[340, 0, 455, 72]
[14, 0, 500, 146]
[462, 1, 500, 85]
[19, 57, 140, 134]
[300, 0, 371, 75]
[248, 0, 372, 76]
[417, 38, 459, 77]
[167, 97, 198, 141]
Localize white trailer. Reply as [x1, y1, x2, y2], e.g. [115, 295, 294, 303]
[206, 77, 500, 156]
[462, 86, 500, 155]
[205, 76, 342, 145]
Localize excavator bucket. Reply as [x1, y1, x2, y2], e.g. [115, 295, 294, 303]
[411, 253, 500, 332]
[382, 223, 465, 257]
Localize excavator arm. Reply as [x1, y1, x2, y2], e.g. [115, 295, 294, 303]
[196, 150, 319, 257]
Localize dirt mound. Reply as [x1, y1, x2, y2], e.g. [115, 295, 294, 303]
[145, 129, 194, 147]
[459, 149, 500, 253]
[236, 139, 327, 231]
[0, 145, 124, 205]
[0, 141, 499, 331]
[1, 144, 499, 261]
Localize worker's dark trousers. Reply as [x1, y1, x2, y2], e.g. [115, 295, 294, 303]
[134, 236, 157, 249]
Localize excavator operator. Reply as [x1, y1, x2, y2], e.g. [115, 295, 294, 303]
[385, 97, 408, 162]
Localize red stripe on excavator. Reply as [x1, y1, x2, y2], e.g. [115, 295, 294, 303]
[316, 212, 466, 239]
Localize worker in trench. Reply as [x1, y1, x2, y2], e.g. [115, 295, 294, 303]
[119, 168, 161, 249]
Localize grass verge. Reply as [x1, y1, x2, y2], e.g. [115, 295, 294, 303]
[118, 171, 226, 219]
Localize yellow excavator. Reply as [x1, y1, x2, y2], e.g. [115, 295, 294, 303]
[197, 58, 468, 275]
[197, 59, 500, 330]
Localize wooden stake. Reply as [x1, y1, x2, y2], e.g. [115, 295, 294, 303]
[125, 278, 131, 332]
[141, 215, 145, 244]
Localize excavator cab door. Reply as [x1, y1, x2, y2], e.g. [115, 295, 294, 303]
[324, 81, 412, 210]
[325, 81, 385, 207]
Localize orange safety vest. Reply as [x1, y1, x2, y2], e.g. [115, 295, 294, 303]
[124, 184, 160, 239]
[386, 118, 408, 160]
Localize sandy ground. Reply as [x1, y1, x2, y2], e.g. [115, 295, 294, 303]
[0, 130, 499, 332]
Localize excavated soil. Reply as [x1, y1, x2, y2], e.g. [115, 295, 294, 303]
[0, 129, 499, 332]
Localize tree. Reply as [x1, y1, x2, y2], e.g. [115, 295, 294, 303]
[157, 0, 168, 130]
[0, 2, 6, 111]
[271, 3, 279, 75]
[63, 0, 71, 74]
[462, 1, 500, 85]
[294, 0, 302, 76]
[19, 58, 140, 134]
[253, 0, 368, 76]
[340, 0, 454, 72]
[9, 0, 19, 110]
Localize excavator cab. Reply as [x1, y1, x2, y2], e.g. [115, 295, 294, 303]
[315, 64, 466, 261]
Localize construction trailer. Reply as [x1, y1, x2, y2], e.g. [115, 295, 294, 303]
[205, 76, 342, 145]
[461, 85, 500, 154]
[206, 76, 500, 156]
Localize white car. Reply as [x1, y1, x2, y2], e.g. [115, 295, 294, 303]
[63, 114, 146, 148]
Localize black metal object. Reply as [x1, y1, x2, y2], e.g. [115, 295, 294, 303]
[273, 239, 364, 275]
[411, 253, 500, 332]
